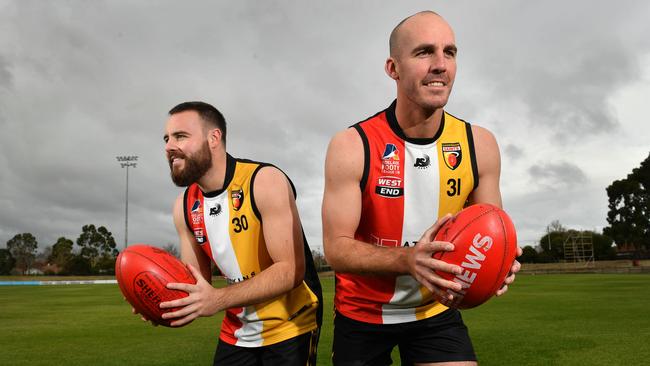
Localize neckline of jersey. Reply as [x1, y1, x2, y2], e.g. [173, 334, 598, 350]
[201, 153, 237, 198]
[385, 99, 446, 145]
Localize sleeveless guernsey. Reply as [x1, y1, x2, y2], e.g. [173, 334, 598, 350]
[184, 155, 322, 346]
[335, 100, 478, 324]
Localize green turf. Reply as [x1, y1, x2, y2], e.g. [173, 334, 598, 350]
[1, 274, 649, 365]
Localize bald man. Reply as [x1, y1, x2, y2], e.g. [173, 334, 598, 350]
[322, 11, 521, 366]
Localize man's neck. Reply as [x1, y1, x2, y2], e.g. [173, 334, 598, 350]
[197, 151, 228, 193]
[394, 98, 444, 139]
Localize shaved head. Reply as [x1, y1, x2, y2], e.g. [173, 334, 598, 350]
[389, 11, 445, 58]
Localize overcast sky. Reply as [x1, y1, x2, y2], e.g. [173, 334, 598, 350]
[1, 0, 649, 255]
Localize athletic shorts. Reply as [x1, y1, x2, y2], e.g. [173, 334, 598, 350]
[213, 329, 319, 366]
[332, 309, 476, 365]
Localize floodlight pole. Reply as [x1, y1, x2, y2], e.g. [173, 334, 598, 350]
[116, 155, 138, 250]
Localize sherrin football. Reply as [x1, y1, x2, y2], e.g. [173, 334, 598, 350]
[115, 244, 196, 327]
[433, 204, 518, 309]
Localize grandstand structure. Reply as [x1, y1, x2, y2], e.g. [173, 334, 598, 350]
[563, 231, 595, 266]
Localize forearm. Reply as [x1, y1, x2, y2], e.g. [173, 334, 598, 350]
[325, 236, 410, 275]
[214, 261, 302, 311]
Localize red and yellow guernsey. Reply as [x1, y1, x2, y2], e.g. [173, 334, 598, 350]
[336, 100, 479, 324]
[184, 155, 322, 346]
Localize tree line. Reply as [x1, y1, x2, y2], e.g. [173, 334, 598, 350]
[0, 225, 119, 275]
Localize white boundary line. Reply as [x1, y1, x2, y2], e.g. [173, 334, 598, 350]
[0, 280, 117, 286]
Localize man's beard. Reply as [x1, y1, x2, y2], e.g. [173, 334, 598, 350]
[169, 142, 212, 187]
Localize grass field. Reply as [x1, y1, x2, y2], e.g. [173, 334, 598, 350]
[1, 274, 649, 365]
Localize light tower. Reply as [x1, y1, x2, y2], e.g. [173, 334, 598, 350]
[116, 155, 138, 249]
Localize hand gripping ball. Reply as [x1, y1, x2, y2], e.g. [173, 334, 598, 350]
[115, 244, 196, 326]
[433, 204, 518, 309]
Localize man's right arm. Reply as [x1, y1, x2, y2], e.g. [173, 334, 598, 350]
[321, 128, 462, 296]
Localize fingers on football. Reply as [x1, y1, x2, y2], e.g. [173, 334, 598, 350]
[166, 281, 194, 292]
[495, 284, 509, 297]
[511, 260, 521, 273]
[420, 214, 452, 242]
[164, 305, 199, 327]
[417, 275, 455, 303]
[159, 292, 195, 309]
[170, 313, 197, 327]
[417, 266, 462, 292]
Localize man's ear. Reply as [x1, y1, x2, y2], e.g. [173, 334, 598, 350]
[208, 128, 222, 147]
[385, 57, 399, 80]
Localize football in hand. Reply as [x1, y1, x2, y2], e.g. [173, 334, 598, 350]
[434, 204, 518, 309]
[115, 244, 196, 326]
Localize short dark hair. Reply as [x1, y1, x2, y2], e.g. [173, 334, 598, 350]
[169, 101, 227, 143]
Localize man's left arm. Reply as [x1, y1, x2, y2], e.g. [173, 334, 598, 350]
[468, 125, 522, 296]
[160, 166, 305, 326]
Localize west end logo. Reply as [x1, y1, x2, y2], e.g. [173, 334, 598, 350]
[442, 143, 462, 170]
[231, 188, 244, 211]
[193, 228, 205, 244]
[375, 176, 403, 198]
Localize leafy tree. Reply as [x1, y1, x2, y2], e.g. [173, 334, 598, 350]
[518, 245, 539, 263]
[95, 253, 118, 275]
[64, 254, 92, 275]
[49, 237, 74, 269]
[6, 233, 38, 275]
[592, 232, 616, 260]
[76, 225, 118, 273]
[604, 152, 649, 251]
[0, 248, 16, 275]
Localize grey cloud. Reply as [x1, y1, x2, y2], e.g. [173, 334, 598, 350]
[450, 1, 650, 141]
[0, 55, 11, 89]
[504, 144, 524, 161]
[528, 161, 588, 189]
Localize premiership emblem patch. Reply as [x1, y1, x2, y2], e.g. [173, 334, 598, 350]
[381, 143, 401, 175]
[442, 143, 462, 170]
[381, 143, 400, 160]
[190, 200, 203, 225]
[231, 188, 244, 211]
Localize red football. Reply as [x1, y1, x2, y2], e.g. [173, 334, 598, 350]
[115, 244, 196, 327]
[434, 204, 518, 309]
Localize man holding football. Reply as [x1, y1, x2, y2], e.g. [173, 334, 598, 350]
[141, 101, 322, 366]
[322, 11, 521, 365]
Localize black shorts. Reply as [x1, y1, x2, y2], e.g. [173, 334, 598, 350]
[213, 329, 319, 366]
[332, 309, 476, 365]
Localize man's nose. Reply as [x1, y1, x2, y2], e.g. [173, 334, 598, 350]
[165, 139, 177, 154]
[430, 51, 447, 73]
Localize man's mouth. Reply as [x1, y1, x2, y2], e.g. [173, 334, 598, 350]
[169, 154, 184, 166]
[425, 81, 445, 87]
